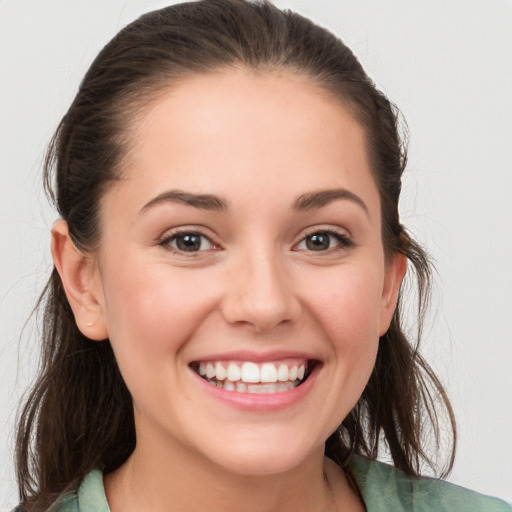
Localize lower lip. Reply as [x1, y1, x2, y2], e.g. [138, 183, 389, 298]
[190, 365, 319, 411]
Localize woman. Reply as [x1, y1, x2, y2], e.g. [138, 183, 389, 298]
[14, 1, 511, 511]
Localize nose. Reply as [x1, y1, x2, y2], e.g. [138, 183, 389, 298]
[220, 250, 302, 333]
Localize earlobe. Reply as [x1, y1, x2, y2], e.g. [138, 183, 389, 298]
[51, 219, 108, 341]
[378, 252, 407, 336]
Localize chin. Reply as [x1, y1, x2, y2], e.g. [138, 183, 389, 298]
[195, 431, 323, 477]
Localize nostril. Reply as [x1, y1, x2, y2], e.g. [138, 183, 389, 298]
[221, 298, 302, 333]
[219, 261, 302, 332]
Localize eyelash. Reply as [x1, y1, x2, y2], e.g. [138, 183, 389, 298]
[158, 229, 219, 254]
[294, 228, 354, 253]
[157, 227, 353, 255]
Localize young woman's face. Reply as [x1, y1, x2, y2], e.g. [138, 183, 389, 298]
[90, 69, 403, 476]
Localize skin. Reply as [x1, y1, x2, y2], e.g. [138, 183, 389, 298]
[52, 68, 406, 512]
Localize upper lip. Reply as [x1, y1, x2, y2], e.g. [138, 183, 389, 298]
[188, 349, 320, 364]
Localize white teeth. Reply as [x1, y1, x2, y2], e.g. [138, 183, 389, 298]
[205, 373, 300, 394]
[227, 363, 241, 382]
[215, 362, 227, 381]
[206, 363, 215, 379]
[195, 360, 312, 391]
[247, 381, 296, 394]
[260, 363, 277, 383]
[248, 383, 277, 394]
[277, 363, 289, 382]
[241, 362, 260, 383]
[236, 382, 247, 393]
[224, 380, 235, 391]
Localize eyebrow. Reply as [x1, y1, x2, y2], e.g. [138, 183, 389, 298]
[293, 188, 369, 215]
[140, 190, 228, 214]
[140, 187, 368, 216]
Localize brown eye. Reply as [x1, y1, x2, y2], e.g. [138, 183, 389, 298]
[295, 230, 352, 252]
[162, 232, 214, 253]
[305, 233, 331, 251]
[176, 234, 203, 251]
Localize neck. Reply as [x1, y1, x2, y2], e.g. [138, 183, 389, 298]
[104, 428, 363, 512]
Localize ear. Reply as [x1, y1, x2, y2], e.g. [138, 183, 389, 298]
[378, 251, 407, 336]
[51, 219, 108, 341]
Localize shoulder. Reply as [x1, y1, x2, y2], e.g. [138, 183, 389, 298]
[347, 456, 511, 512]
[47, 469, 110, 512]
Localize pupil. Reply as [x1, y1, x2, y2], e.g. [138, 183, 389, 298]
[306, 233, 329, 251]
[177, 234, 201, 251]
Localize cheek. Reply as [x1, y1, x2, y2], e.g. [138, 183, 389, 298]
[99, 257, 219, 359]
[298, 265, 384, 431]
[303, 263, 383, 393]
[304, 264, 385, 347]
[98, 258, 223, 417]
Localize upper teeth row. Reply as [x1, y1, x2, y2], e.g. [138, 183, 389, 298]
[198, 361, 306, 383]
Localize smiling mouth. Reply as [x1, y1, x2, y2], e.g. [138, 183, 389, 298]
[190, 360, 317, 394]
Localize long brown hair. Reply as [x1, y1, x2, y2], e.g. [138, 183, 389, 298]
[16, 1, 456, 509]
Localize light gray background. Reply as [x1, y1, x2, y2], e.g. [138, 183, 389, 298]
[1, 0, 511, 509]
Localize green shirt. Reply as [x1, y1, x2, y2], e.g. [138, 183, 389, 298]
[48, 457, 511, 511]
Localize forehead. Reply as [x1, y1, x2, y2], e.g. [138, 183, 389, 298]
[109, 68, 379, 217]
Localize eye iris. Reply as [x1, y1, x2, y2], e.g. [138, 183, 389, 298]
[306, 233, 330, 251]
[176, 234, 201, 251]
